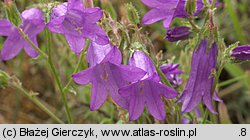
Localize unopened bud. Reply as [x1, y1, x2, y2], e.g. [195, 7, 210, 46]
[126, 3, 140, 25]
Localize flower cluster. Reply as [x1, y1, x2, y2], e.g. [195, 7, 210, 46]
[73, 43, 179, 120]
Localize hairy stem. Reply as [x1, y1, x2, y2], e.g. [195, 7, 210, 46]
[17, 27, 48, 59]
[63, 40, 90, 92]
[45, 29, 73, 124]
[9, 81, 64, 124]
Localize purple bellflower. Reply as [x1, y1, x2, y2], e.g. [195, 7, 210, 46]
[0, 8, 45, 60]
[231, 45, 250, 61]
[166, 26, 191, 42]
[141, 0, 204, 28]
[160, 63, 183, 87]
[47, 0, 109, 55]
[119, 51, 178, 121]
[176, 39, 222, 114]
[72, 46, 146, 110]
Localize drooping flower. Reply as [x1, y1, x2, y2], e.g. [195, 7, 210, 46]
[160, 63, 183, 87]
[231, 45, 250, 61]
[166, 26, 191, 42]
[119, 51, 178, 121]
[141, 0, 205, 28]
[0, 8, 45, 60]
[47, 0, 109, 55]
[176, 39, 221, 114]
[72, 46, 146, 110]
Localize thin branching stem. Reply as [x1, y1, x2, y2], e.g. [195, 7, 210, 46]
[63, 40, 90, 92]
[45, 29, 73, 124]
[9, 81, 64, 124]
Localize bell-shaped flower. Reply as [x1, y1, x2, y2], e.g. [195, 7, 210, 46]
[231, 45, 250, 61]
[72, 46, 146, 110]
[166, 26, 191, 42]
[176, 39, 222, 114]
[160, 63, 183, 87]
[47, 0, 109, 55]
[119, 51, 178, 121]
[141, 0, 205, 28]
[0, 8, 45, 60]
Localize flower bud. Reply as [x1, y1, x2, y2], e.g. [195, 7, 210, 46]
[4, 0, 21, 26]
[166, 26, 191, 42]
[126, 3, 140, 25]
[231, 45, 250, 61]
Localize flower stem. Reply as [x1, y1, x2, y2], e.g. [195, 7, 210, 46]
[17, 27, 48, 59]
[218, 75, 246, 88]
[211, 0, 216, 8]
[202, 109, 209, 124]
[18, 27, 72, 123]
[45, 29, 73, 124]
[9, 81, 64, 124]
[188, 16, 200, 32]
[63, 40, 90, 92]
[155, 66, 173, 88]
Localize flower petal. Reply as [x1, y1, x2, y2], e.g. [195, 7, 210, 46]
[68, 0, 84, 11]
[101, 46, 122, 65]
[115, 65, 146, 82]
[23, 37, 39, 58]
[180, 40, 218, 113]
[180, 40, 209, 112]
[231, 45, 250, 60]
[90, 81, 109, 110]
[142, 8, 172, 25]
[21, 8, 44, 21]
[163, 16, 174, 28]
[0, 19, 13, 36]
[213, 92, 223, 102]
[86, 42, 112, 67]
[47, 16, 66, 34]
[140, 0, 166, 8]
[83, 24, 109, 45]
[50, 2, 68, 20]
[150, 80, 178, 99]
[65, 35, 86, 55]
[145, 81, 166, 120]
[72, 67, 94, 85]
[129, 95, 145, 121]
[1, 33, 23, 60]
[23, 20, 45, 37]
[84, 8, 103, 23]
[129, 50, 157, 79]
[119, 82, 145, 120]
